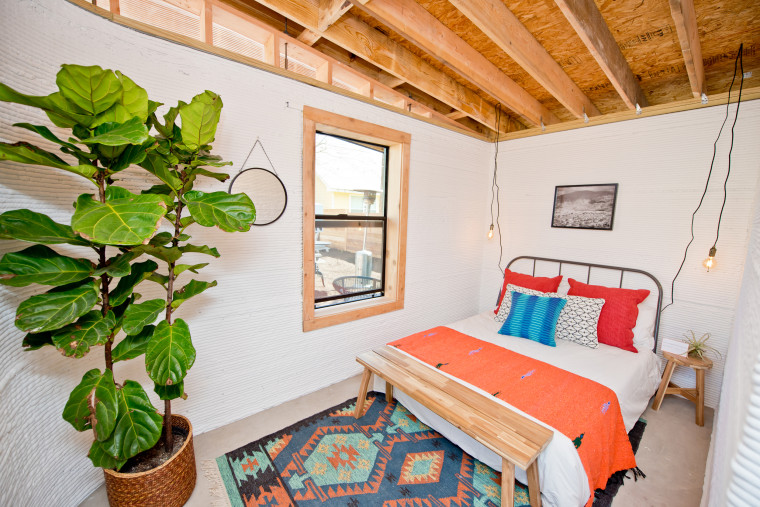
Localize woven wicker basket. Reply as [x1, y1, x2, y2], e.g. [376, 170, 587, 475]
[104, 414, 196, 507]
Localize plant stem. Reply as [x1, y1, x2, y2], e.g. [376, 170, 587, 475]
[96, 173, 114, 373]
[162, 196, 185, 451]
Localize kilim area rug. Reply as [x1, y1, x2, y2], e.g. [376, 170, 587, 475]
[216, 392, 646, 506]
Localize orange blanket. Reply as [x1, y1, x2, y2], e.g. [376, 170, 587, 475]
[389, 326, 635, 506]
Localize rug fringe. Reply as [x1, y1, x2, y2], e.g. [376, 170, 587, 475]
[631, 466, 646, 481]
[201, 459, 232, 507]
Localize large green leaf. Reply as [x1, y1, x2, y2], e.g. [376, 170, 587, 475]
[109, 139, 154, 172]
[56, 65, 121, 116]
[93, 251, 139, 278]
[155, 381, 185, 401]
[174, 263, 208, 277]
[178, 91, 222, 149]
[52, 311, 114, 358]
[140, 152, 182, 192]
[62, 369, 118, 442]
[133, 245, 182, 264]
[22, 331, 54, 351]
[0, 245, 94, 287]
[171, 279, 217, 309]
[88, 440, 126, 470]
[13, 122, 80, 151]
[112, 325, 154, 362]
[109, 260, 158, 307]
[180, 244, 220, 258]
[80, 117, 150, 146]
[0, 209, 89, 245]
[121, 299, 164, 336]
[71, 190, 167, 246]
[15, 280, 98, 333]
[183, 191, 255, 232]
[116, 71, 149, 121]
[102, 380, 162, 462]
[0, 81, 56, 110]
[0, 142, 97, 180]
[191, 168, 230, 181]
[146, 319, 195, 386]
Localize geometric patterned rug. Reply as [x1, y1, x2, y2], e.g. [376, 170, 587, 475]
[216, 392, 646, 506]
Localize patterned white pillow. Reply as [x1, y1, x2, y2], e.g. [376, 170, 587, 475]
[495, 284, 605, 348]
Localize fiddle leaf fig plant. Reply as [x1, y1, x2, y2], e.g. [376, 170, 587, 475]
[0, 64, 255, 469]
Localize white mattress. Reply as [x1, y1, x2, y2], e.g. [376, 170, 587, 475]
[376, 310, 662, 507]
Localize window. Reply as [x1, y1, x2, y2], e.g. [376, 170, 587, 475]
[303, 107, 409, 331]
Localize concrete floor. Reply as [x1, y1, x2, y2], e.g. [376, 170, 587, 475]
[81, 374, 713, 507]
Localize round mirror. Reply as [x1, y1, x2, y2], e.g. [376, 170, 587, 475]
[228, 167, 288, 226]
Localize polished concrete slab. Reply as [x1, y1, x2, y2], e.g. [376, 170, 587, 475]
[81, 374, 713, 506]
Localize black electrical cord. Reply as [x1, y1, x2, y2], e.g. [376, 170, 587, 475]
[661, 43, 745, 313]
[490, 104, 504, 272]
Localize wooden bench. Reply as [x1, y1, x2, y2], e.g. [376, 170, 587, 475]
[355, 346, 553, 507]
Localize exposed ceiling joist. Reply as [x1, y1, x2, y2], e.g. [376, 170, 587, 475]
[447, 0, 599, 120]
[553, 0, 648, 110]
[446, 111, 467, 120]
[377, 72, 405, 89]
[318, 0, 352, 32]
[200, 0, 213, 43]
[669, 0, 706, 98]
[297, 28, 322, 45]
[351, 0, 559, 126]
[246, 0, 511, 132]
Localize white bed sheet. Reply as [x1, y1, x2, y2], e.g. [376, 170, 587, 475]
[375, 310, 662, 507]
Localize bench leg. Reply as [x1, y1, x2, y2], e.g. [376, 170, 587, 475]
[696, 368, 706, 426]
[386, 381, 394, 403]
[354, 368, 373, 418]
[501, 458, 514, 507]
[652, 359, 676, 411]
[527, 461, 541, 507]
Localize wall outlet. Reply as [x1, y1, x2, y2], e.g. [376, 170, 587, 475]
[744, 71, 753, 79]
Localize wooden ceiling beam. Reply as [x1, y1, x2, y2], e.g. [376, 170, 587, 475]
[351, 0, 558, 126]
[200, 0, 213, 44]
[669, 0, 705, 98]
[297, 29, 322, 46]
[377, 72, 405, 89]
[447, 0, 598, 120]
[553, 0, 648, 109]
[318, 0, 352, 32]
[245, 0, 508, 131]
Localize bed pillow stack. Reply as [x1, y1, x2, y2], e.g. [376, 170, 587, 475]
[567, 279, 650, 353]
[496, 284, 605, 348]
[494, 269, 563, 314]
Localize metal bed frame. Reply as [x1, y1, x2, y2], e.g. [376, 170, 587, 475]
[504, 256, 663, 353]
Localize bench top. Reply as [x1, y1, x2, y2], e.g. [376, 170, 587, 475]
[357, 345, 553, 469]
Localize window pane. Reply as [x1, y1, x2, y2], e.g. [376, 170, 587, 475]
[315, 221, 384, 307]
[315, 133, 386, 217]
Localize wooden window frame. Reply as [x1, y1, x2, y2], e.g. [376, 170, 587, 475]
[303, 106, 409, 331]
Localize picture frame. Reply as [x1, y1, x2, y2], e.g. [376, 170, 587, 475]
[551, 184, 618, 230]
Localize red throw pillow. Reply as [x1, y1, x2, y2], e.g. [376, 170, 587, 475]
[494, 269, 563, 314]
[567, 279, 650, 352]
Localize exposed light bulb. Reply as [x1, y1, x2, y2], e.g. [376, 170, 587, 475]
[487, 224, 494, 240]
[703, 246, 717, 272]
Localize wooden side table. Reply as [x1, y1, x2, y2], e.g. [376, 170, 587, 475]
[652, 350, 713, 426]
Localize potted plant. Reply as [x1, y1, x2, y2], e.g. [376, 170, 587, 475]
[682, 330, 722, 361]
[0, 64, 255, 506]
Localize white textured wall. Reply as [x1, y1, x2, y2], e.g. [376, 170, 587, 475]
[481, 101, 760, 410]
[0, 1, 491, 505]
[701, 184, 760, 505]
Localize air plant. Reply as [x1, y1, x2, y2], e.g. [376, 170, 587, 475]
[683, 330, 722, 361]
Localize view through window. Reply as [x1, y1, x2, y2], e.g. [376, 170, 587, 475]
[314, 133, 388, 308]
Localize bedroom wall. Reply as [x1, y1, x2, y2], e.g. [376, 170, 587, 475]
[480, 99, 760, 410]
[700, 183, 760, 505]
[0, 1, 491, 505]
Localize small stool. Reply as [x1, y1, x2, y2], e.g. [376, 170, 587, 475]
[652, 350, 713, 426]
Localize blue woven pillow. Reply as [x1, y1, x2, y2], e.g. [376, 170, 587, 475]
[498, 291, 567, 346]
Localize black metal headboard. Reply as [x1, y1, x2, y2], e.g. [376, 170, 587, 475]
[504, 256, 663, 353]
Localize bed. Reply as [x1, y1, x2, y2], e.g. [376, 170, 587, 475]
[369, 257, 664, 507]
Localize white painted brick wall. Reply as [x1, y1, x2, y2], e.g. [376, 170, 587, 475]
[0, 1, 490, 505]
[480, 100, 760, 411]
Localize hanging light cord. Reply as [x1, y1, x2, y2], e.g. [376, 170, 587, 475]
[661, 43, 744, 313]
[490, 104, 504, 272]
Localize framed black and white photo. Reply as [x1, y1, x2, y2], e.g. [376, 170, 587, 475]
[551, 184, 618, 230]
